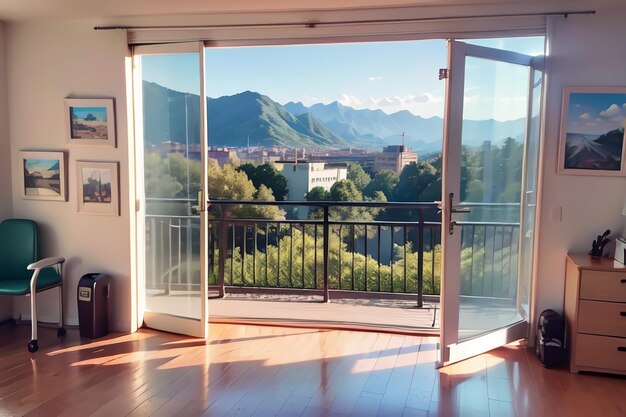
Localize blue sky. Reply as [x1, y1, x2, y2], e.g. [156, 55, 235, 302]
[72, 106, 107, 122]
[142, 37, 543, 121]
[567, 92, 626, 135]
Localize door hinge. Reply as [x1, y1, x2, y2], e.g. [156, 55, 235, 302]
[135, 199, 141, 212]
[439, 68, 449, 80]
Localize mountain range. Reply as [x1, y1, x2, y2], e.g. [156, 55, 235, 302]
[142, 80, 527, 154]
[564, 128, 624, 170]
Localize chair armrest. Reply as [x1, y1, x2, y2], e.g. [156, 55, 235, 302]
[27, 257, 66, 270]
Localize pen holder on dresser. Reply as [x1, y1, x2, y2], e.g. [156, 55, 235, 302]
[589, 229, 611, 259]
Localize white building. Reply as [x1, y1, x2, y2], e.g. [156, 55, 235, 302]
[277, 161, 348, 218]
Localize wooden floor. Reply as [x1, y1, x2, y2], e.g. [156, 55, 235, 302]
[1, 323, 625, 417]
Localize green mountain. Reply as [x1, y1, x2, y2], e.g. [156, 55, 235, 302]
[142, 80, 527, 153]
[208, 91, 349, 148]
[284, 100, 526, 151]
[142, 81, 348, 149]
[142, 81, 201, 147]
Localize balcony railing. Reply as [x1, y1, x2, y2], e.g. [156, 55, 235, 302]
[145, 199, 520, 308]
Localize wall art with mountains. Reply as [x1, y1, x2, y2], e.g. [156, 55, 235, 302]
[142, 80, 528, 155]
[564, 129, 625, 171]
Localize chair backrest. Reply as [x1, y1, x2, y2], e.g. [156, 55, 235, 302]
[0, 219, 38, 282]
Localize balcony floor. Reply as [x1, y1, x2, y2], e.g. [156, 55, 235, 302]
[209, 293, 439, 332]
[147, 292, 522, 335]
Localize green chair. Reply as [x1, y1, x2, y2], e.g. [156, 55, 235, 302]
[0, 219, 65, 352]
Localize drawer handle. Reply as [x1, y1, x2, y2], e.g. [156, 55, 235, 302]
[621, 279, 626, 283]
[619, 347, 626, 353]
[621, 312, 626, 317]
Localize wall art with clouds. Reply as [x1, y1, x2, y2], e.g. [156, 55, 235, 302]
[558, 86, 626, 176]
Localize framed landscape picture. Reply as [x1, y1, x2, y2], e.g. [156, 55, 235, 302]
[20, 151, 67, 201]
[76, 161, 119, 216]
[64, 98, 115, 146]
[558, 86, 626, 176]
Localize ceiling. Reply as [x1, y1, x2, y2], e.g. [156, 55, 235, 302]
[0, 0, 588, 22]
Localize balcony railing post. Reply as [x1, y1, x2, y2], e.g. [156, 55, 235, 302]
[323, 205, 330, 303]
[417, 209, 424, 308]
[217, 212, 227, 298]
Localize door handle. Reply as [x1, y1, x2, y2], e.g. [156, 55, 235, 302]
[447, 193, 471, 235]
[451, 206, 471, 214]
[197, 191, 204, 212]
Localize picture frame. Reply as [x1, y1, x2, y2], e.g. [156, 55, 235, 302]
[76, 161, 119, 216]
[558, 86, 626, 176]
[20, 151, 67, 201]
[64, 98, 116, 147]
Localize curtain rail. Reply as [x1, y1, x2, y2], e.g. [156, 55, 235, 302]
[95, 10, 595, 31]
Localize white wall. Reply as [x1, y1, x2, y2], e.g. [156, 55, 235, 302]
[6, 21, 133, 331]
[535, 1, 626, 316]
[0, 22, 13, 320]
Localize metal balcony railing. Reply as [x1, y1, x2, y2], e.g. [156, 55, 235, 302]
[144, 199, 520, 307]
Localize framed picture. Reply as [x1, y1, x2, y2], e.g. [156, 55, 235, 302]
[20, 151, 67, 201]
[76, 161, 119, 216]
[64, 98, 115, 146]
[558, 86, 626, 176]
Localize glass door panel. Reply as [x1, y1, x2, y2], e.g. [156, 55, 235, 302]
[457, 56, 530, 341]
[440, 40, 543, 365]
[517, 68, 543, 320]
[135, 43, 208, 337]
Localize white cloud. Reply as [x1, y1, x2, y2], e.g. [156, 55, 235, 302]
[338, 93, 364, 108]
[599, 103, 622, 118]
[368, 76, 383, 81]
[334, 92, 445, 118]
[579, 112, 592, 120]
[296, 95, 333, 107]
[408, 93, 432, 104]
[376, 96, 404, 107]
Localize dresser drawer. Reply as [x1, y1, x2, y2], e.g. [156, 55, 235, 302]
[580, 270, 626, 302]
[575, 334, 626, 372]
[578, 300, 626, 337]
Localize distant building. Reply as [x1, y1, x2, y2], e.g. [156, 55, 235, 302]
[159, 141, 202, 160]
[208, 147, 239, 166]
[276, 160, 348, 218]
[374, 145, 418, 174]
[309, 148, 376, 173]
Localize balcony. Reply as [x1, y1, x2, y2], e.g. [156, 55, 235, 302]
[144, 199, 521, 332]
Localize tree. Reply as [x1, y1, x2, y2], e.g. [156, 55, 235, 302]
[329, 179, 385, 222]
[144, 152, 183, 198]
[347, 163, 371, 190]
[208, 161, 286, 219]
[394, 161, 438, 202]
[209, 160, 255, 200]
[166, 153, 202, 198]
[305, 186, 330, 219]
[364, 169, 399, 200]
[306, 186, 330, 201]
[236, 184, 286, 220]
[237, 162, 288, 201]
[330, 179, 363, 202]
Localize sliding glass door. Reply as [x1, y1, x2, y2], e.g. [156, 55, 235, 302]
[439, 40, 543, 365]
[134, 43, 209, 337]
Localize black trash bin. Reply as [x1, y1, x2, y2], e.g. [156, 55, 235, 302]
[77, 273, 111, 338]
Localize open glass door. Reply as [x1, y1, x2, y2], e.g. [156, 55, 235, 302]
[134, 42, 209, 337]
[439, 40, 543, 366]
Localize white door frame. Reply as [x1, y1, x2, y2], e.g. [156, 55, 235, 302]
[439, 40, 543, 366]
[132, 41, 209, 338]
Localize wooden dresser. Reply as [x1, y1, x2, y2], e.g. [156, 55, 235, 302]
[564, 254, 626, 375]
